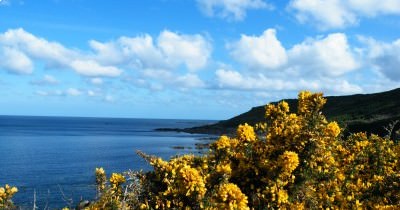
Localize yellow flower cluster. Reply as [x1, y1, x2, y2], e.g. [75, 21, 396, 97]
[109, 173, 126, 201]
[215, 162, 232, 175]
[88, 169, 129, 209]
[95, 167, 106, 192]
[0, 184, 18, 209]
[110, 173, 126, 186]
[279, 151, 299, 173]
[298, 91, 326, 116]
[213, 135, 231, 150]
[325, 121, 341, 137]
[236, 123, 256, 142]
[89, 91, 399, 209]
[209, 183, 249, 210]
[179, 165, 206, 197]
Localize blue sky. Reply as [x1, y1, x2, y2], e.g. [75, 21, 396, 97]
[1, 0, 400, 119]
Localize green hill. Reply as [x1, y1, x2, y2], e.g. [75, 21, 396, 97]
[182, 88, 400, 137]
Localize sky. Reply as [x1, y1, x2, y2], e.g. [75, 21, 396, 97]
[1, 0, 400, 120]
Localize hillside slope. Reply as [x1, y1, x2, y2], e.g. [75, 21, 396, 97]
[183, 88, 400, 137]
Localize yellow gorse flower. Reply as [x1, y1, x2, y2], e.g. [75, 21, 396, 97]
[95, 167, 106, 191]
[213, 135, 231, 150]
[88, 91, 400, 210]
[109, 173, 125, 186]
[279, 151, 299, 173]
[325, 121, 341, 137]
[237, 123, 256, 142]
[212, 183, 249, 210]
[0, 184, 18, 209]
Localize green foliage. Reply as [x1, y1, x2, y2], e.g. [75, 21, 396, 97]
[89, 91, 400, 209]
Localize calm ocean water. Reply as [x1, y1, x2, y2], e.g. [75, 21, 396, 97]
[0, 115, 216, 209]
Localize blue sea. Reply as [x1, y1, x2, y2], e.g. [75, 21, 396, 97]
[0, 116, 216, 209]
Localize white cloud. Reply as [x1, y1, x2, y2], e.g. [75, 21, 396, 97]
[228, 30, 359, 77]
[90, 78, 103, 85]
[0, 0, 11, 6]
[35, 90, 49, 96]
[104, 95, 115, 102]
[0, 28, 76, 67]
[197, 0, 272, 21]
[174, 74, 205, 88]
[36, 88, 103, 98]
[229, 29, 287, 70]
[361, 37, 400, 81]
[288, 0, 400, 30]
[0, 46, 33, 74]
[87, 90, 96, 96]
[70, 60, 121, 77]
[216, 68, 295, 90]
[89, 40, 125, 65]
[348, 0, 400, 16]
[142, 69, 173, 80]
[288, 0, 356, 30]
[328, 79, 363, 94]
[89, 30, 211, 90]
[35, 89, 64, 97]
[221, 31, 362, 95]
[215, 68, 362, 94]
[43, 75, 58, 84]
[288, 33, 359, 77]
[115, 35, 167, 69]
[31, 75, 59, 86]
[0, 28, 122, 77]
[90, 30, 212, 72]
[157, 31, 212, 71]
[0, 28, 211, 81]
[66, 88, 82, 96]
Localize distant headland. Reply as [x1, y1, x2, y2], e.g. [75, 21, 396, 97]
[157, 87, 400, 138]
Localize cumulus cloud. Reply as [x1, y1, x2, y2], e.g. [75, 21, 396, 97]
[348, 0, 400, 16]
[221, 30, 362, 95]
[288, 0, 357, 30]
[0, 28, 212, 88]
[215, 68, 362, 94]
[90, 30, 212, 72]
[174, 74, 205, 88]
[0, 46, 33, 74]
[70, 60, 121, 77]
[288, 33, 359, 77]
[360, 36, 400, 81]
[216, 68, 291, 90]
[0, 28, 122, 77]
[197, 0, 272, 21]
[229, 29, 287, 70]
[288, 0, 400, 30]
[228, 29, 359, 77]
[157, 31, 212, 71]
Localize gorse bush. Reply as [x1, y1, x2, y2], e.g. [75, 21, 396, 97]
[6, 91, 400, 209]
[0, 184, 18, 209]
[87, 91, 399, 209]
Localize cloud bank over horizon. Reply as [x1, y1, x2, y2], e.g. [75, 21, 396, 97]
[1, 0, 400, 119]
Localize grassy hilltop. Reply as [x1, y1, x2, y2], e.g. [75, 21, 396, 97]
[184, 88, 400, 137]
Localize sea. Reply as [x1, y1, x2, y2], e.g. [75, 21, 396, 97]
[0, 115, 217, 209]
